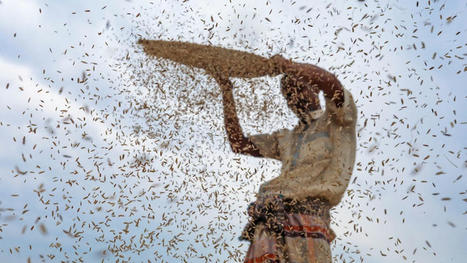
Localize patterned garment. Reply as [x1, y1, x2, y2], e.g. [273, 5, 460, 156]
[240, 194, 335, 263]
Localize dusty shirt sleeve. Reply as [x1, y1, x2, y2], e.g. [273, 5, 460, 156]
[249, 129, 287, 160]
[325, 87, 357, 126]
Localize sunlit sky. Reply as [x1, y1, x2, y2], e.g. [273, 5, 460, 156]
[0, 0, 466, 262]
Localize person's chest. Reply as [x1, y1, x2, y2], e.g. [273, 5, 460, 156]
[278, 119, 334, 171]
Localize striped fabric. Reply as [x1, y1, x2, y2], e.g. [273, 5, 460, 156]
[240, 195, 335, 263]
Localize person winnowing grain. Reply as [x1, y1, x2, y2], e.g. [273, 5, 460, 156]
[212, 55, 357, 263]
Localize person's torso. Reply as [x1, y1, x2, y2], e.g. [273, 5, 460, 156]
[258, 112, 356, 206]
[279, 117, 333, 178]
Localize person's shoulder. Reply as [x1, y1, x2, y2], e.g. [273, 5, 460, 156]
[324, 87, 357, 126]
[343, 87, 356, 107]
[267, 128, 292, 147]
[325, 87, 355, 108]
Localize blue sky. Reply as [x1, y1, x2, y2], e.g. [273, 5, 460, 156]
[0, 0, 466, 262]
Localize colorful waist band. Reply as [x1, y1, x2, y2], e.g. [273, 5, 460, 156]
[240, 194, 335, 243]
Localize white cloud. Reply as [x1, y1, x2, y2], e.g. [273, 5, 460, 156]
[0, 0, 41, 32]
[0, 56, 99, 129]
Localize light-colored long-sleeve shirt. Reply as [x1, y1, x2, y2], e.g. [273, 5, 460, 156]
[250, 88, 357, 207]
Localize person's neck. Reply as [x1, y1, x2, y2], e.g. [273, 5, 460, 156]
[298, 109, 323, 126]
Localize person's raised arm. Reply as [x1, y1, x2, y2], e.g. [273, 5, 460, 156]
[214, 74, 262, 157]
[271, 55, 357, 126]
[271, 55, 345, 107]
[213, 74, 281, 159]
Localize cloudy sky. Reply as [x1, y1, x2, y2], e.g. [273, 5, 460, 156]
[0, 0, 466, 262]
